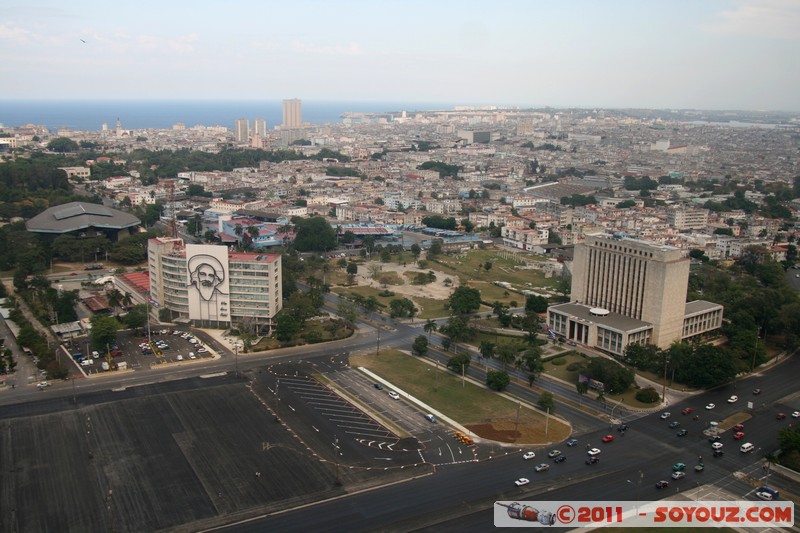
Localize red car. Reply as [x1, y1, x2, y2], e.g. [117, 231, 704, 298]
[733, 424, 744, 431]
[733, 432, 745, 440]
[601, 435, 615, 443]
[681, 407, 693, 415]
[777, 413, 787, 420]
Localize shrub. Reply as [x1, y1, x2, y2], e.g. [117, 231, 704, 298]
[551, 357, 566, 366]
[566, 362, 582, 372]
[635, 387, 661, 404]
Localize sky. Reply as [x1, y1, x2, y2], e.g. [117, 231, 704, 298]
[1, 0, 799, 111]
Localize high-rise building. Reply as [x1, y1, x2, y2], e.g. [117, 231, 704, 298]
[547, 233, 722, 353]
[148, 238, 282, 330]
[282, 99, 302, 129]
[235, 118, 249, 142]
[253, 117, 267, 137]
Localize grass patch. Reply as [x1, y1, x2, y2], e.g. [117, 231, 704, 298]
[431, 249, 561, 289]
[351, 349, 570, 444]
[467, 331, 529, 353]
[373, 271, 405, 286]
[414, 296, 451, 319]
[333, 285, 392, 305]
[606, 387, 667, 409]
[543, 351, 588, 383]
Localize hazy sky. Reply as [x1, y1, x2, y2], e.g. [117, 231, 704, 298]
[2, 0, 799, 110]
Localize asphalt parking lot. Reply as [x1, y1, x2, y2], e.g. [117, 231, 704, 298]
[0, 373, 359, 533]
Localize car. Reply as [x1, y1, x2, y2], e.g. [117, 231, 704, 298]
[669, 421, 680, 428]
[91, 350, 100, 358]
[514, 478, 530, 487]
[708, 435, 721, 443]
[681, 407, 694, 415]
[711, 442, 723, 450]
[388, 391, 400, 400]
[713, 449, 725, 457]
[197, 347, 208, 353]
[755, 491, 775, 501]
[677, 429, 688, 437]
[672, 462, 686, 472]
[188, 338, 198, 344]
[655, 480, 670, 489]
[660, 412, 671, 419]
[567, 341, 577, 346]
[672, 471, 686, 480]
[695, 463, 704, 472]
[553, 455, 567, 463]
[601, 435, 614, 443]
[617, 424, 629, 432]
[424, 414, 436, 423]
[727, 395, 738, 403]
[80, 359, 92, 366]
[793, 412, 800, 419]
[753, 389, 762, 395]
[566, 439, 578, 447]
[777, 413, 787, 420]
[37, 381, 51, 389]
[733, 424, 745, 431]
[374, 383, 383, 390]
[705, 403, 715, 410]
[188, 352, 196, 359]
[523, 451, 536, 460]
[587, 448, 601, 456]
[101, 361, 110, 371]
[548, 450, 562, 458]
[176, 355, 183, 361]
[585, 456, 600, 465]
[733, 432, 745, 440]
[535, 463, 550, 472]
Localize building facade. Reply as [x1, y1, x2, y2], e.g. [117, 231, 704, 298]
[235, 118, 249, 143]
[547, 233, 722, 354]
[148, 238, 282, 330]
[282, 99, 302, 129]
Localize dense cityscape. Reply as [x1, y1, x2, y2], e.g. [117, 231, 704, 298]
[0, 99, 799, 531]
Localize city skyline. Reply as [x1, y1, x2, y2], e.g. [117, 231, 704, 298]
[1, 1, 799, 111]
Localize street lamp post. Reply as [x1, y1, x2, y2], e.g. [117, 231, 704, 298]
[662, 356, 670, 405]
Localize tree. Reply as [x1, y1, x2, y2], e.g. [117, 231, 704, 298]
[293, 217, 337, 252]
[424, 319, 437, 340]
[537, 391, 555, 412]
[448, 286, 482, 315]
[486, 370, 510, 391]
[274, 313, 302, 342]
[479, 341, 496, 361]
[412, 335, 428, 356]
[427, 238, 443, 258]
[47, 137, 79, 152]
[496, 344, 517, 369]
[525, 295, 548, 313]
[576, 381, 589, 396]
[410, 243, 421, 259]
[90, 315, 120, 351]
[616, 200, 636, 209]
[389, 298, 417, 318]
[121, 304, 148, 330]
[446, 353, 471, 374]
[483, 261, 492, 271]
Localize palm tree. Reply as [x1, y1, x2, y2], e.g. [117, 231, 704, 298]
[107, 289, 123, 317]
[424, 319, 437, 341]
[247, 225, 260, 247]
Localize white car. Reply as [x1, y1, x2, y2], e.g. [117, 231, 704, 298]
[547, 450, 562, 458]
[91, 351, 100, 358]
[534, 463, 550, 472]
[727, 395, 738, 403]
[37, 381, 51, 389]
[671, 471, 686, 480]
[792, 412, 800, 419]
[755, 491, 775, 501]
[705, 403, 716, 410]
[387, 391, 400, 400]
[188, 352, 196, 359]
[523, 451, 536, 460]
[197, 347, 208, 354]
[711, 442, 723, 450]
[515, 477, 530, 487]
[660, 412, 671, 419]
[587, 448, 602, 456]
[176, 355, 184, 361]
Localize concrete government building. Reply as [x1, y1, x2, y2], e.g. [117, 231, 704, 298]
[547, 233, 722, 355]
[148, 237, 282, 330]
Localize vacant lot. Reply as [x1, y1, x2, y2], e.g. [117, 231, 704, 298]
[351, 350, 570, 444]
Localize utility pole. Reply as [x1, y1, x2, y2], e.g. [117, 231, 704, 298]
[234, 344, 239, 377]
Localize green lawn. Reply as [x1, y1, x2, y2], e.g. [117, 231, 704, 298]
[351, 349, 571, 444]
[414, 296, 451, 319]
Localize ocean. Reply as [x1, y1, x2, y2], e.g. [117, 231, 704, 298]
[0, 100, 453, 132]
